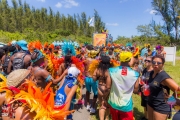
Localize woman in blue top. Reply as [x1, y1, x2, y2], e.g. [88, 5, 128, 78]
[55, 66, 80, 120]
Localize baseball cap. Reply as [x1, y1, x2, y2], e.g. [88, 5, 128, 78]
[16, 40, 28, 51]
[68, 67, 80, 78]
[120, 51, 132, 62]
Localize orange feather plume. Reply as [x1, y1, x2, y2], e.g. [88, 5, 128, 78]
[0, 73, 73, 120]
[49, 44, 55, 50]
[28, 42, 35, 53]
[110, 59, 120, 67]
[71, 56, 84, 73]
[34, 40, 42, 50]
[44, 42, 49, 48]
[133, 47, 140, 57]
[107, 43, 111, 47]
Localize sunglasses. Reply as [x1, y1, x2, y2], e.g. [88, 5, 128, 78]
[152, 61, 162, 65]
[144, 60, 151, 63]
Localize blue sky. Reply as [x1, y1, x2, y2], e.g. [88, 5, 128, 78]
[8, 0, 164, 40]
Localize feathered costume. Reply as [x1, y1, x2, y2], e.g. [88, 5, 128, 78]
[0, 74, 73, 120]
[61, 41, 85, 100]
[28, 41, 85, 84]
[88, 59, 120, 77]
[133, 47, 140, 58]
[28, 41, 64, 78]
[61, 41, 76, 56]
[140, 47, 148, 57]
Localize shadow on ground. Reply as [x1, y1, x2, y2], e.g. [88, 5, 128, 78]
[133, 107, 144, 120]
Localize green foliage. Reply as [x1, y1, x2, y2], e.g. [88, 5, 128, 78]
[114, 36, 131, 45]
[152, 0, 180, 40]
[177, 50, 180, 56]
[114, 20, 172, 46]
[0, 30, 93, 44]
[0, 0, 105, 44]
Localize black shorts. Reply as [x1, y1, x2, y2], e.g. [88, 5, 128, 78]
[141, 95, 147, 108]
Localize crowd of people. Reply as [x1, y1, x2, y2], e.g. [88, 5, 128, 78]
[0, 40, 179, 120]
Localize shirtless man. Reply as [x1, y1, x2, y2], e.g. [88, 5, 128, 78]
[84, 46, 99, 114]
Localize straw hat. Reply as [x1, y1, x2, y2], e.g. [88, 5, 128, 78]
[7, 69, 30, 87]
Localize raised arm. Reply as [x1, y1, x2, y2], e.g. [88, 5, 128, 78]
[52, 69, 68, 84]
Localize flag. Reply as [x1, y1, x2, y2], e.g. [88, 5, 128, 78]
[88, 17, 94, 27]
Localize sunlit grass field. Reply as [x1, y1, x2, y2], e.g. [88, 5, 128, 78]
[176, 50, 180, 56]
[91, 60, 180, 120]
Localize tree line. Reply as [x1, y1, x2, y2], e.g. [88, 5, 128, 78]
[0, 0, 105, 43]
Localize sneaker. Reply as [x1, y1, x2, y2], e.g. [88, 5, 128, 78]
[86, 105, 91, 111]
[90, 107, 96, 114]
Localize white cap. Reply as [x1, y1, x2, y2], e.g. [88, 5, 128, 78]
[68, 67, 80, 78]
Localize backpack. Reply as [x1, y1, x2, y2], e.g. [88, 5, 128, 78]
[12, 53, 27, 70]
[2, 55, 10, 74]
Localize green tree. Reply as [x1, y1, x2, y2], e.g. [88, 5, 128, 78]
[152, 0, 180, 41]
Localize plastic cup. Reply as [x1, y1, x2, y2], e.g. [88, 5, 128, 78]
[143, 85, 150, 96]
[139, 76, 145, 85]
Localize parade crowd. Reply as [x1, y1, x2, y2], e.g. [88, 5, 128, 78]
[0, 40, 180, 120]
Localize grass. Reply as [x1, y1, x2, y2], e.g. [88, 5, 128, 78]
[176, 50, 180, 56]
[91, 60, 180, 120]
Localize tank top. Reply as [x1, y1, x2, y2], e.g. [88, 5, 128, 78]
[55, 76, 76, 106]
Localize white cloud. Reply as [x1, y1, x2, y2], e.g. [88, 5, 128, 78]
[38, 0, 45, 2]
[106, 23, 119, 26]
[144, 9, 157, 14]
[55, 2, 63, 8]
[55, 0, 79, 8]
[150, 10, 157, 14]
[144, 9, 157, 15]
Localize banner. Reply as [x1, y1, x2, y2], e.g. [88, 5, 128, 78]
[93, 34, 106, 47]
